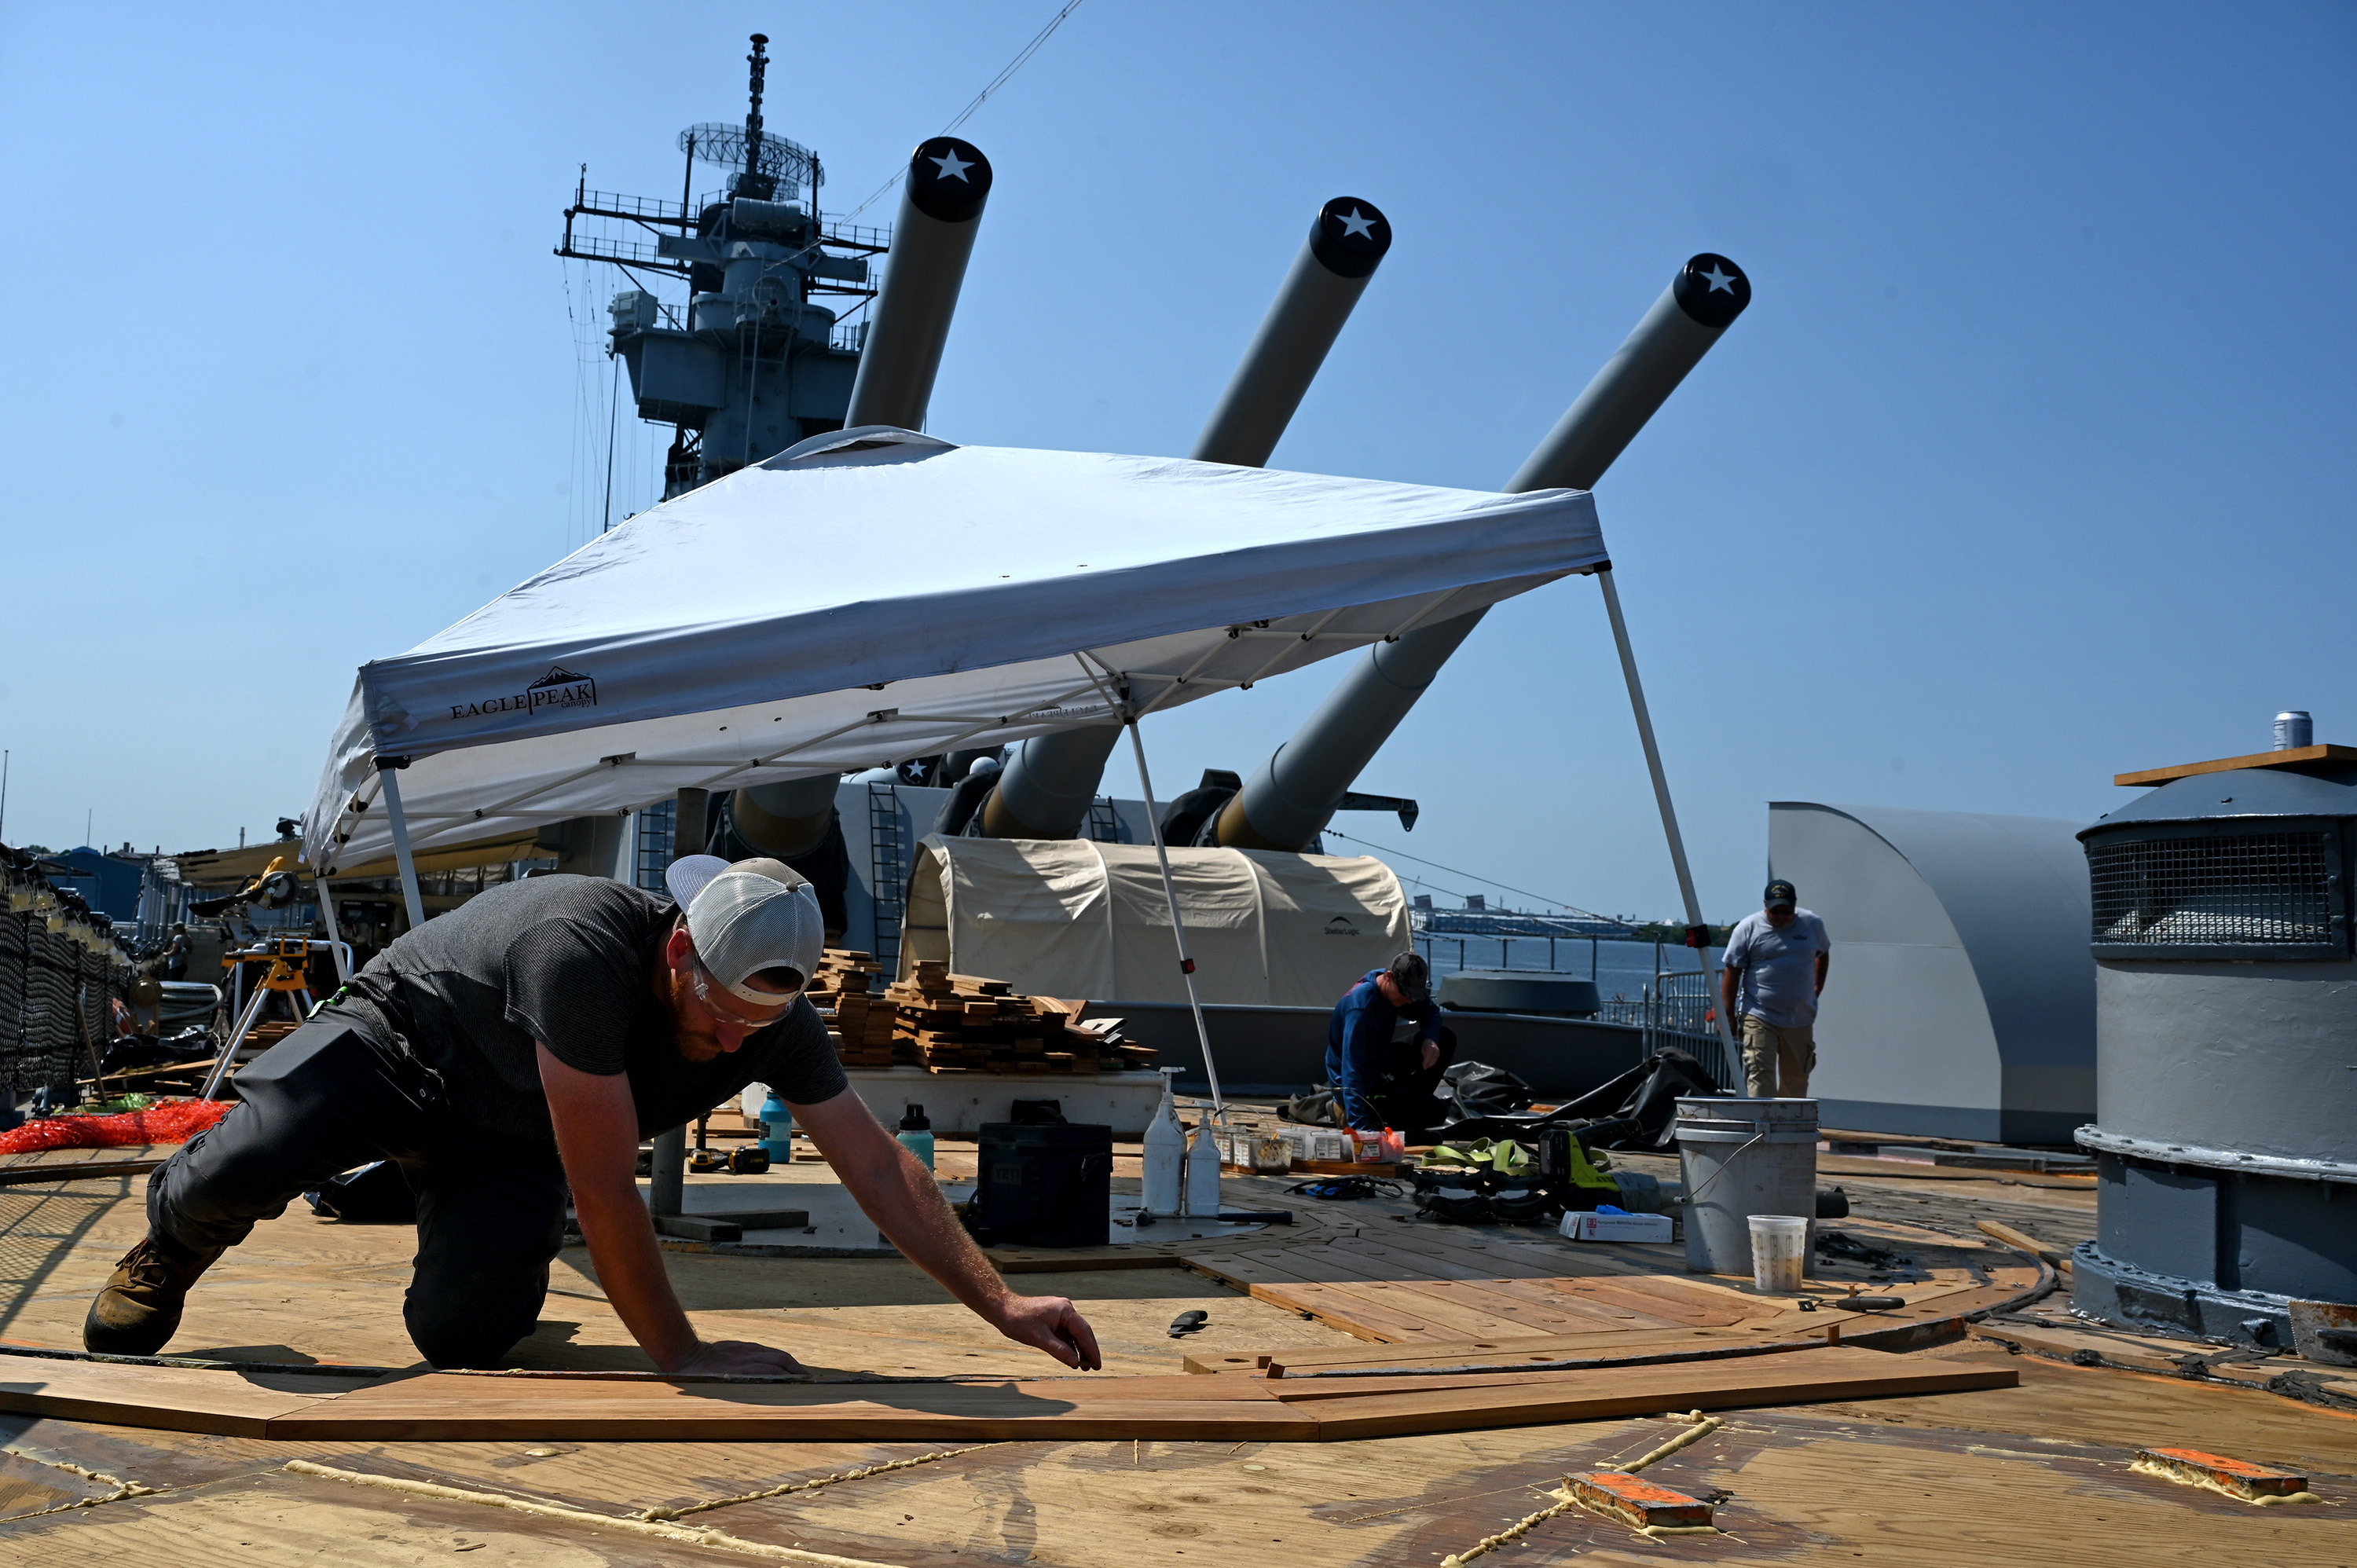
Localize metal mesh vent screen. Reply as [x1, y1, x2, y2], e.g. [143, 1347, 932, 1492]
[2088, 830, 2336, 947]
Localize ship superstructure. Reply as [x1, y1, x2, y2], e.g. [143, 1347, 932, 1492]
[558, 35, 887, 496]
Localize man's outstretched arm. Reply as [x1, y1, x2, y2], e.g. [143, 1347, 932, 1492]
[537, 1044, 801, 1376]
[794, 1086, 1102, 1370]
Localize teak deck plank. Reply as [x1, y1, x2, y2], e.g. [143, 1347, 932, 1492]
[1340, 1276, 1666, 1339]
[1305, 1347, 2022, 1439]
[0, 1360, 365, 1438]
[0, 1345, 2014, 1444]
[1239, 1280, 1491, 1343]
[1256, 1327, 1780, 1375]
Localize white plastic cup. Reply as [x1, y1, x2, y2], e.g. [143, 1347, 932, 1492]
[1749, 1214, 1810, 1294]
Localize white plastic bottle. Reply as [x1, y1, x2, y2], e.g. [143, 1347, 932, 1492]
[1142, 1068, 1186, 1215]
[1185, 1116, 1224, 1218]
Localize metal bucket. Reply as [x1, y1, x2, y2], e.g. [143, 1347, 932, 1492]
[1674, 1097, 1820, 1277]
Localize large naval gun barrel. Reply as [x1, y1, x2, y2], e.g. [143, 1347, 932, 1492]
[1215, 253, 1752, 851]
[842, 137, 993, 431]
[728, 775, 841, 859]
[1192, 196, 1395, 467]
[975, 198, 1397, 841]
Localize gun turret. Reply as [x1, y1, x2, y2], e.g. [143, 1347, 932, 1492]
[975, 199, 1395, 840]
[1213, 254, 1752, 851]
[842, 137, 992, 430]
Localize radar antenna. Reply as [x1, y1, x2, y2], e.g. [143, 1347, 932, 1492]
[678, 36, 818, 205]
[742, 32, 768, 196]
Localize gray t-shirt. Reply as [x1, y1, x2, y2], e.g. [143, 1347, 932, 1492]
[335, 875, 845, 1145]
[1724, 908, 1831, 1028]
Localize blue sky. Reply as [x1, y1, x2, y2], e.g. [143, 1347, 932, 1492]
[2, 2, 2351, 920]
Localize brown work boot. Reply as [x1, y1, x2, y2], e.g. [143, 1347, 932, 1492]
[82, 1233, 222, 1355]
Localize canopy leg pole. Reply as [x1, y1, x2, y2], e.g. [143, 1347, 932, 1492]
[1596, 567, 1739, 1072]
[647, 790, 709, 1222]
[1123, 714, 1226, 1123]
[199, 979, 272, 1101]
[376, 758, 429, 934]
[314, 883, 353, 985]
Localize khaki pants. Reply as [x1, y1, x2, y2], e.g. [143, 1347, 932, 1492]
[1740, 1016, 1816, 1098]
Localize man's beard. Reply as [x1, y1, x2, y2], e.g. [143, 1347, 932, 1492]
[663, 965, 725, 1061]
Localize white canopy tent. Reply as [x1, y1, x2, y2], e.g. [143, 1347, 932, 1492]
[300, 425, 1615, 1116]
[302, 428, 1605, 881]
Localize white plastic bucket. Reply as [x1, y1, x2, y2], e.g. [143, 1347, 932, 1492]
[1674, 1096, 1820, 1276]
[1748, 1214, 1810, 1293]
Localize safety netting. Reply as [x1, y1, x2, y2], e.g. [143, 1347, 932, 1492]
[2, 845, 140, 1099]
[0, 1097, 232, 1156]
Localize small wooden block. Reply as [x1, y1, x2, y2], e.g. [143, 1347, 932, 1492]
[2136, 1447, 2309, 1500]
[700, 1208, 808, 1230]
[654, 1214, 743, 1242]
[1571, 1471, 1714, 1529]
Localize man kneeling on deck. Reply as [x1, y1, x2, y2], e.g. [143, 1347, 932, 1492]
[86, 855, 1102, 1375]
[1326, 951, 1457, 1138]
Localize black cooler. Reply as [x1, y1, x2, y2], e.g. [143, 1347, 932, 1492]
[965, 1122, 1112, 1247]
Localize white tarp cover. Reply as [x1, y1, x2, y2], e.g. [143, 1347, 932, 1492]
[902, 836, 1410, 1006]
[304, 430, 1604, 874]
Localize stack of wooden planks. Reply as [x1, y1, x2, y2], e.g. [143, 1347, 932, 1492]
[884, 961, 1155, 1075]
[805, 949, 896, 1068]
[0, 1344, 2016, 1442]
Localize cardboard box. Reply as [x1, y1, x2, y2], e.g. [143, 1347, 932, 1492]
[1563, 1211, 1674, 1244]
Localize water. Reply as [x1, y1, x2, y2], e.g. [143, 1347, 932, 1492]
[1412, 934, 1725, 1007]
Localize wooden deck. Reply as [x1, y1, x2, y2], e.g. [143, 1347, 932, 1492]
[0, 1140, 2350, 1563]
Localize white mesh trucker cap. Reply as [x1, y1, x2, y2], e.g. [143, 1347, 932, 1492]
[663, 854, 823, 1003]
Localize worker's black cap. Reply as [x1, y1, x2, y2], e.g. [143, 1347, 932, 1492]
[1764, 880, 1798, 910]
[1387, 950, 1431, 1002]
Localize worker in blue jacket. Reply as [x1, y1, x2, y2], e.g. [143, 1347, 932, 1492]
[1325, 952, 1456, 1134]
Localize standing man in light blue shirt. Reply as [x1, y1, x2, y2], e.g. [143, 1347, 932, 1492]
[1719, 879, 1831, 1098]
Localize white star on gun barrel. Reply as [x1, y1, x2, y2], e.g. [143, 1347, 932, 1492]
[1336, 207, 1379, 240]
[1701, 263, 1736, 293]
[929, 148, 974, 181]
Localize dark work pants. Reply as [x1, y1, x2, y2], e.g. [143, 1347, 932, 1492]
[1362, 1028, 1460, 1138]
[147, 1013, 569, 1369]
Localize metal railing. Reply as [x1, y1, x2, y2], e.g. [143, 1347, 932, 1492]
[577, 189, 690, 225]
[688, 193, 893, 253]
[1629, 968, 1735, 1090]
[562, 232, 684, 273]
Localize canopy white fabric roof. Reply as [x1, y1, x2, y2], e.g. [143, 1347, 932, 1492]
[303, 429, 1605, 875]
[902, 837, 1411, 1006]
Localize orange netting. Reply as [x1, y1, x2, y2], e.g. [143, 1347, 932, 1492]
[0, 1099, 233, 1155]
